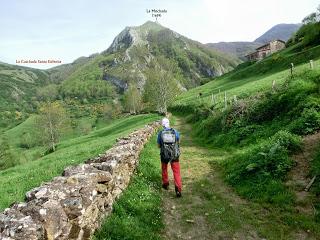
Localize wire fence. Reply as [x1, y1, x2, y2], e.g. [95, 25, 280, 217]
[195, 59, 318, 112]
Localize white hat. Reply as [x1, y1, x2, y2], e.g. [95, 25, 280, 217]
[162, 118, 170, 128]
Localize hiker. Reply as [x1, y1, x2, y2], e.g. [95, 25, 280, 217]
[157, 117, 182, 197]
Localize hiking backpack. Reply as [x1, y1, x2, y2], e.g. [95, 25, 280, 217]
[160, 129, 180, 163]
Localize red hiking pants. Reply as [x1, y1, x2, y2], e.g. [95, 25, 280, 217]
[161, 161, 182, 192]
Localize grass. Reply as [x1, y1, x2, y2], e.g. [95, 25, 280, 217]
[93, 134, 163, 240]
[172, 66, 320, 205]
[0, 114, 159, 211]
[169, 116, 320, 239]
[173, 47, 320, 108]
[1, 115, 45, 165]
[168, 42, 320, 238]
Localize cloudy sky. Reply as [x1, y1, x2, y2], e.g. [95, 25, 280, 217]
[0, 0, 318, 69]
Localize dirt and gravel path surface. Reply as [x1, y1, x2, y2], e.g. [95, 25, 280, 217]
[286, 131, 320, 215]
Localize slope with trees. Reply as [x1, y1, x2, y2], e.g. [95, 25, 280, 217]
[0, 63, 50, 129]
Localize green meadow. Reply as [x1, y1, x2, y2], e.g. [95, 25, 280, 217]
[0, 114, 159, 210]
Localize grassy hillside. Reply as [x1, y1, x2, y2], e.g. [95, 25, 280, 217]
[47, 54, 98, 83]
[56, 21, 241, 100]
[173, 45, 320, 107]
[170, 36, 320, 236]
[0, 21, 240, 136]
[0, 114, 159, 211]
[0, 63, 49, 129]
[58, 54, 117, 99]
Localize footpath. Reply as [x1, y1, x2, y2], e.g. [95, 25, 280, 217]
[161, 117, 317, 240]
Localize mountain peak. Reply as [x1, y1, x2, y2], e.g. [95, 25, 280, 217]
[254, 23, 301, 43]
[129, 21, 165, 34]
[140, 20, 162, 27]
[106, 21, 166, 53]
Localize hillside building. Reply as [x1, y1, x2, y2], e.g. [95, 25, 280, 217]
[246, 40, 286, 61]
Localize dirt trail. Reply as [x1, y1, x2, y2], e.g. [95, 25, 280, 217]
[286, 131, 320, 214]
[161, 117, 263, 240]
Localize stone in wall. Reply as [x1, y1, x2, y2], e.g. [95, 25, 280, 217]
[0, 121, 160, 240]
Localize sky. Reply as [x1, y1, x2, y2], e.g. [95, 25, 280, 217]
[0, 0, 319, 69]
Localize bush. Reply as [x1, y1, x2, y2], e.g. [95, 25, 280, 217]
[290, 108, 320, 135]
[169, 104, 196, 116]
[103, 102, 123, 120]
[222, 131, 301, 205]
[271, 130, 302, 153]
[288, 21, 320, 48]
[0, 138, 18, 170]
[77, 121, 93, 135]
[20, 132, 40, 149]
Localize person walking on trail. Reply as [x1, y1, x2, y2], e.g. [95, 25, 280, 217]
[157, 117, 182, 197]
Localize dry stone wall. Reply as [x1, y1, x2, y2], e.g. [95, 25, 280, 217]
[0, 121, 160, 240]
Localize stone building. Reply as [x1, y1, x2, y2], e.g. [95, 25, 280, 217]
[246, 39, 286, 61]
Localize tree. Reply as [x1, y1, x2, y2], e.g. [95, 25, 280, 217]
[37, 84, 59, 101]
[102, 102, 123, 120]
[0, 137, 16, 170]
[144, 57, 181, 114]
[37, 101, 70, 152]
[123, 83, 143, 114]
[302, 5, 320, 24]
[288, 5, 320, 47]
[20, 131, 38, 149]
[77, 120, 93, 135]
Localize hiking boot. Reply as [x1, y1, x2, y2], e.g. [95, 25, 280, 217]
[162, 183, 169, 190]
[176, 191, 182, 198]
[175, 186, 182, 198]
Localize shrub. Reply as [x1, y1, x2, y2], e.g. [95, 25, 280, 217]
[0, 138, 18, 170]
[77, 121, 93, 135]
[223, 131, 301, 205]
[271, 130, 302, 153]
[290, 107, 320, 135]
[20, 132, 40, 149]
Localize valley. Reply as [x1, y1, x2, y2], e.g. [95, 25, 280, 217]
[1, 4, 320, 239]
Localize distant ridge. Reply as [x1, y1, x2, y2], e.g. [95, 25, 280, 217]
[206, 23, 301, 60]
[254, 23, 301, 43]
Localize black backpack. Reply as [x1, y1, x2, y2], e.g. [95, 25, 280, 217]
[160, 129, 180, 163]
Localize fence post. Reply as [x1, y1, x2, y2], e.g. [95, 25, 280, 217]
[310, 60, 314, 70]
[224, 91, 227, 109]
[290, 63, 294, 77]
[233, 95, 237, 103]
[272, 80, 276, 91]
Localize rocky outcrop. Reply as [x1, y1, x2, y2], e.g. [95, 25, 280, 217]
[106, 27, 134, 54]
[0, 121, 160, 240]
[103, 73, 128, 92]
